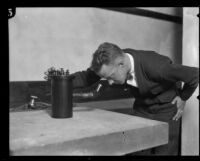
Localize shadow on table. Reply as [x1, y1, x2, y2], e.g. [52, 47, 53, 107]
[44, 105, 96, 117]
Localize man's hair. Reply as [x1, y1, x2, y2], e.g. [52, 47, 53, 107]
[90, 42, 123, 73]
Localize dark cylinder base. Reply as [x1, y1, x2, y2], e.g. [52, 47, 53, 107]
[51, 76, 74, 118]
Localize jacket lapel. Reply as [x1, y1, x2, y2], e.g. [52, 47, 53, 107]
[123, 49, 149, 96]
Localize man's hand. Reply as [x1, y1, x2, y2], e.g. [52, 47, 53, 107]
[172, 96, 186, 121]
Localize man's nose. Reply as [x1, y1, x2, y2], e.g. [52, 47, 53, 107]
[108, 79, 114, 85]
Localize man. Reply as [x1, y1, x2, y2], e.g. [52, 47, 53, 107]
[71, 42, 199, 155]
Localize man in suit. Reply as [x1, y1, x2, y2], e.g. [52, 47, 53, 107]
[71, 42, 199, 155]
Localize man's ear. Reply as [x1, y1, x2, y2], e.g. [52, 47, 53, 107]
[118, 59, 124, 66]
[119, 62, 123, 66]
[114, 57, 124, 66]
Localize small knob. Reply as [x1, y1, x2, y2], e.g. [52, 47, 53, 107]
[28, 95, 38, 109]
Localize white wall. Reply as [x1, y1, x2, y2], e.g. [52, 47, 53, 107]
[9, 7, 182, 81]
[182, 7, 199, 155]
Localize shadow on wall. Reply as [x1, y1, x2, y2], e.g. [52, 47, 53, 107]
[171, 7, 183, 64]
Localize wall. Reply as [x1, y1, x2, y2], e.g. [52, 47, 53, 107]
[9, 7, 182, 81]
[182, 7, 199, 155]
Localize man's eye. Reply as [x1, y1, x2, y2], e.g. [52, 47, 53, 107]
[110, 73, 115, 77]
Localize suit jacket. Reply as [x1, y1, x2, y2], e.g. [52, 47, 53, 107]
[72, 48, 199, 113]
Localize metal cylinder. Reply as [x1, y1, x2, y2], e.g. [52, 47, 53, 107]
[51, 75, 74, 118]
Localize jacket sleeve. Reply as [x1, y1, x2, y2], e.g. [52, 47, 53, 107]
[71, 68, 101, 89]
[159, 62, 199, 101]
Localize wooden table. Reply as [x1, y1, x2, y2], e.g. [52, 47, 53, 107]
[10, 106, 168, 155]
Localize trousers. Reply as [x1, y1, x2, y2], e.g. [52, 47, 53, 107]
[128, 102, 181, 155]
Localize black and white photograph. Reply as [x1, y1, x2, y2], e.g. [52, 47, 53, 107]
[8, 7, 199, 156]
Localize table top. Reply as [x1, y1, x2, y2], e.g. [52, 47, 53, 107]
[10, 106, 168, 155]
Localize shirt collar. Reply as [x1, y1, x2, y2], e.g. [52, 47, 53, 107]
[126, 53, 134, 74]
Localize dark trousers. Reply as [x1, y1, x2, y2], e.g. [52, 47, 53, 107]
[128, 103, 181, 155]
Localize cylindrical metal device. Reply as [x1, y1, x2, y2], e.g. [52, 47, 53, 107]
[51, 75, 74, 118]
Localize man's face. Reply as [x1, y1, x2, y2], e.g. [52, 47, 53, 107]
[97, 57, 128, 85]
